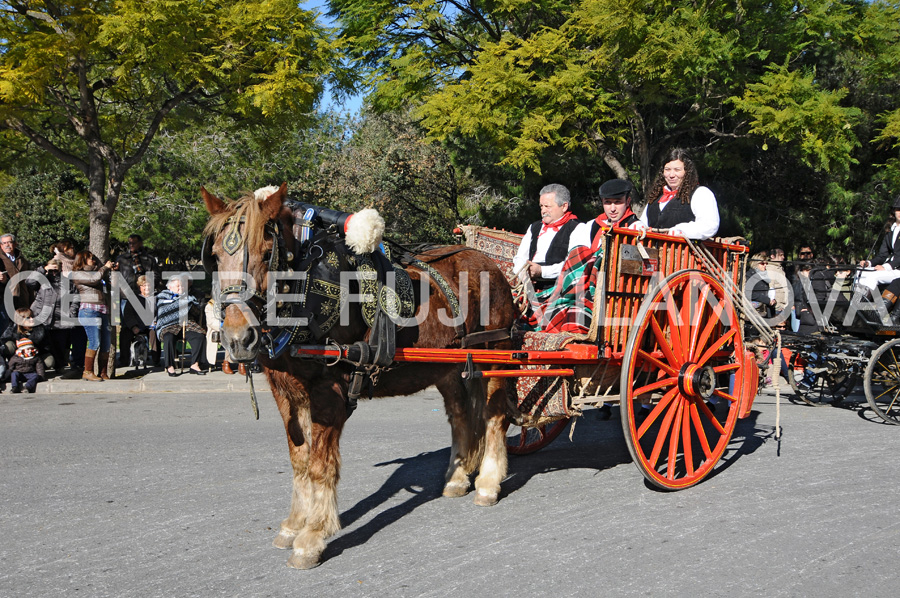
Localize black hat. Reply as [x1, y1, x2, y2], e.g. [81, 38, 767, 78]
[599, 179, 632, 199]
[892, 195, 900, 210]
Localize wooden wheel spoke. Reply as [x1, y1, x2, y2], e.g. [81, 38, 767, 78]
[667, 398, 686, 480]
[872, 382, 900, 402]
[885, 387, 900, 414]
[648, 394, 680, 469]
[681, 399, 694, 478]
[688, 284, 712, 361]
[713, 363, 740, 374]
[663, 288, 686, 363]
[650, 315, 684, 370]
[637, 387, 679, 439]
[689, 401, 714, 459]
[691, 301, 725, 362]
[696, 398, 726, 435]
[636, 349, 679, 377]
[712, 389, 737, 405]
[695, 329, 737, 369]
[633, 376, 677, 397]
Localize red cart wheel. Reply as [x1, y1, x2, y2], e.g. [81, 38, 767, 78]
[506, 419, 570, 455]
[620, 270, 748, 489]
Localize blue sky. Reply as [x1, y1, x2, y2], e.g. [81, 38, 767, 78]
[302, 0, 365, 115]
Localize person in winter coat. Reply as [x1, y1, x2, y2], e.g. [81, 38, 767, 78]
[0, 307, 53, 371]
[119, 274, 159, 368]
[8, 338, 45, 393]
[155, 275, 207, 377]
[71, 250, 115, 381]
[30, 258, 78, 376]
[794, 258, 838, 335]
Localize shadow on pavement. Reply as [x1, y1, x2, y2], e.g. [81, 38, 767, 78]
[325, 449, 449, 562]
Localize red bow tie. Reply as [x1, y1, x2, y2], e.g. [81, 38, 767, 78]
[659, 187, 678, 204]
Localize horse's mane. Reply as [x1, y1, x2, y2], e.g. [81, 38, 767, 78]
[203, 192, 273, 257]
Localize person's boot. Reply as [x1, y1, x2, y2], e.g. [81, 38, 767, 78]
[82, 349, 102, 381]
[221, 361, 235, 375]
[98, 351, 110, 380]
[883, 291, 900, 326]
[238, 363, 247, 376]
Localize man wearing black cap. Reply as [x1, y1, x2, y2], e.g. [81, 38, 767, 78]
[858, 196, 900, 303]
[567, 178, 638, 251]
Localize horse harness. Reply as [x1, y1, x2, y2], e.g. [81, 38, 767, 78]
[203, 201, 493, 418]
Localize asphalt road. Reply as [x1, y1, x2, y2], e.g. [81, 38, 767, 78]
[2, 385, 900, 597]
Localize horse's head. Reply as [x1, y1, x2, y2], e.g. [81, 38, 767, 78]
[202, 183, 295, 361]
[201, 183, 386, 362]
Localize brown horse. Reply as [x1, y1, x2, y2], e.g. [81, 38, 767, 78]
[201, 184, 517, 569]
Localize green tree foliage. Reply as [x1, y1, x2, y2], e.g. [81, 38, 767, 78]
[294, 108, 475, 244]
[0, 167, 86, 262]
[0, 0, 341, 259]
[331, 0, 900, 257]
[113, 112, 352, 261]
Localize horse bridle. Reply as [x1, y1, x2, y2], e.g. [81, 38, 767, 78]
[202, 215, 291, 334]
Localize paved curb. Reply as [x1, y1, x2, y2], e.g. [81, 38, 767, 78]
[26, 369, 272, 395]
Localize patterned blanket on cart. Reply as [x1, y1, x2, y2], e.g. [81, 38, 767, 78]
[458, 225, 521, 280]
[508, 330, 582, 422]
[523, 244, 602, 334]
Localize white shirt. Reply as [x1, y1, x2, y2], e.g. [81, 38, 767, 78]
[636, 186, 720, 240]
[566, 222, 594, 252]
[513, 224, 570, 281]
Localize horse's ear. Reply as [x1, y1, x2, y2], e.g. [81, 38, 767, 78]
[260, 182, 288, 221]
[201, 187, 227, 215]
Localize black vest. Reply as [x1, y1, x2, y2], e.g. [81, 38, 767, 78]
[646, 199, 695, 230]
[529, 219, 579, 266]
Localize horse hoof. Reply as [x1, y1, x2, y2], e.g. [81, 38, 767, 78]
[442, 481, 469, 498]
[273, 531, 296, 550]
[473, 489, 499, 507]
[287, 551, 321, 570]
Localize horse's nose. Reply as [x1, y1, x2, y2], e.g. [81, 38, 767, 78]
[226, 325, 259, 361]
[221, 303, 261, 360]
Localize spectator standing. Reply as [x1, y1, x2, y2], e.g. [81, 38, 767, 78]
[114, 234, 160, 367]
[0, 233, 37, 313]
[51, 239, 77, 275]
[72, 250, 114, 381]
[50, 239, 86, 376]
[794, 258, 838, 335]
[30, 258, 78, 376]
[8, 338, 45, 393]
[114, 234, 160, 293]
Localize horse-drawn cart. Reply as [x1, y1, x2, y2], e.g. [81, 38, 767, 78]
[457, 225, 758, 489]
[773, 284, 900, 424]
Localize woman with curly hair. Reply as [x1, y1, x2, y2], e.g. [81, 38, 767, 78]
[636, 148, 720, 240]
